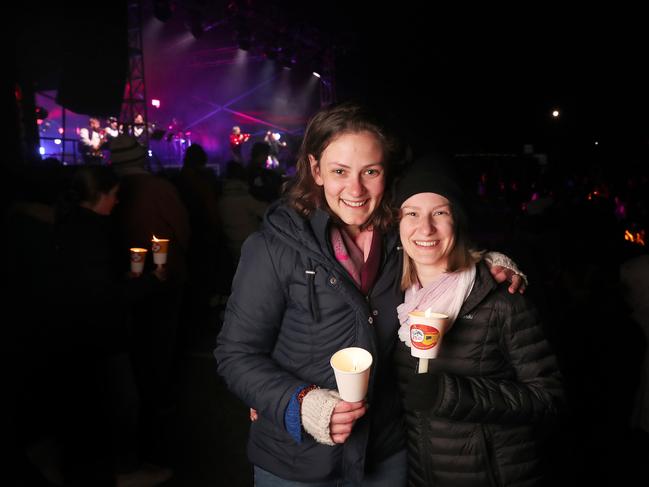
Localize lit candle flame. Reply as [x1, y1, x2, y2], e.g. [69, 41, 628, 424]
[625, 229, 646, 246]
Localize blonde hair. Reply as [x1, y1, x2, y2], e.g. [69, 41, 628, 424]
[399, 203, 483, 290]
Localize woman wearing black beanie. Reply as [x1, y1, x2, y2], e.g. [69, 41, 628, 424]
[393, 155, 564, 487]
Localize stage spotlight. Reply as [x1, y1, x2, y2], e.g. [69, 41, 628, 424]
[191, 26, 203, 39]
[278, 47, 296, 68]
[236, 29, 252, 50]
[234, 14, 252, 51]
[188, 16, 204, 39]
[154, 0, 173, 22]
[264, 46, 278, 60]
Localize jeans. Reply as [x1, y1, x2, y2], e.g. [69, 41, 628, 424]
[253, 449, 407, 487]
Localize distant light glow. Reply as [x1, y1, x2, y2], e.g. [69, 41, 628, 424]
[152, 99, 161, 108]
[552, 109, 560, 118]
[54, 139, 62, 145]
[594, 141, 599, 145]
[312, 72, 321, 78]
[625, 229, 646, 247]
[58, 127, 64, 134]
[39, 147, 45, 155]
[148, 150, 153, 157]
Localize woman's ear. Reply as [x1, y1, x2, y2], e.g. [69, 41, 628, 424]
[309, 155, 323, 186]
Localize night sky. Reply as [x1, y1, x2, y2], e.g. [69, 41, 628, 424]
[329, 5, 648, 156]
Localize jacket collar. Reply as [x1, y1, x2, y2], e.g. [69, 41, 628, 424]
[264, 201, 336, 267]
[311, 206, 400, 253]
[265, 200, 399, 264]
[458, 260, 498, 317]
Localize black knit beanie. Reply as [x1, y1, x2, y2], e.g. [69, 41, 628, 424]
[394, 154, 466, 214]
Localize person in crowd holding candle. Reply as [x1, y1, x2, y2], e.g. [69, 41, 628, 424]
[392, 155, 563, 487]
[215, 102, 527, 486]
[108, 134, 190, 470]
[51, 165, 171, 486]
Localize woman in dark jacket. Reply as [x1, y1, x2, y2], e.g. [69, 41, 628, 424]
[216, 102, 408, 485]
[215, 104, 526, 486]
[393, 156, 563, 487]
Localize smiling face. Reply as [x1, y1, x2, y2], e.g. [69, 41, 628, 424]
[400, 192, 455, 277]
[310, 131, 385, 235]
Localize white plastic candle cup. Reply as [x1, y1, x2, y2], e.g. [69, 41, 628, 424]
[408, 311, 448, 361]
[151, 238, 169, 265]
[130, 248, 148, 275]
[330, 347, 373, 402]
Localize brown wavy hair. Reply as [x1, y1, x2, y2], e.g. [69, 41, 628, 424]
[284, 102, 400, 233]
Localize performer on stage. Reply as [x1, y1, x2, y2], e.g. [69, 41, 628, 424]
[263, 130, 287, 169]
[78, 117, 107, 165]
[229, 125, 250, 163]
[130, 113, 154, 147]
[104, 116, 123, 141]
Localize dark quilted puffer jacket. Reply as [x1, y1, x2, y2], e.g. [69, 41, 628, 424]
[395, 262, 563, 487]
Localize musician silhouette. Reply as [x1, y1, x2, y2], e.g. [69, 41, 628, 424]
[130, 113, 154, 147]
[78, 117, 106, 165]
[263, 130, 287, 169]
[229, 125, 250, 163]
[104, 117, 122, 142]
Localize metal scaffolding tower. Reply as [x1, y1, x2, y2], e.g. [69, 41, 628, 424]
[121, 1, 149, 145]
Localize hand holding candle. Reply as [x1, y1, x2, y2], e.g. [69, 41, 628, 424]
[408, 308, 448, 374]
[151, 235, 170, 267]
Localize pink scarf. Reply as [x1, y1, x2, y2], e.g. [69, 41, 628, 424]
[330, 226, 381, 295]
[397, 266, 476, 347]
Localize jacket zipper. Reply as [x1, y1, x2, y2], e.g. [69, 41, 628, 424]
[418, 411, 436, 486]
[479, 424, 499, 487]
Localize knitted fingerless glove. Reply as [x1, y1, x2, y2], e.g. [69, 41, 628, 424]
[301, 388, 341, 446]
[484, 251, 529, 286]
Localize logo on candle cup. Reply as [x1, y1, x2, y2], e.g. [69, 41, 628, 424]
[131, 253, 144, 263]
[410, 325, 440, 350]
[152, 242, 162, 252]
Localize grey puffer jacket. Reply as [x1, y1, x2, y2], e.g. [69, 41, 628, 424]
[215, 201, 405, 483]
[394, 262, 563, 487]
